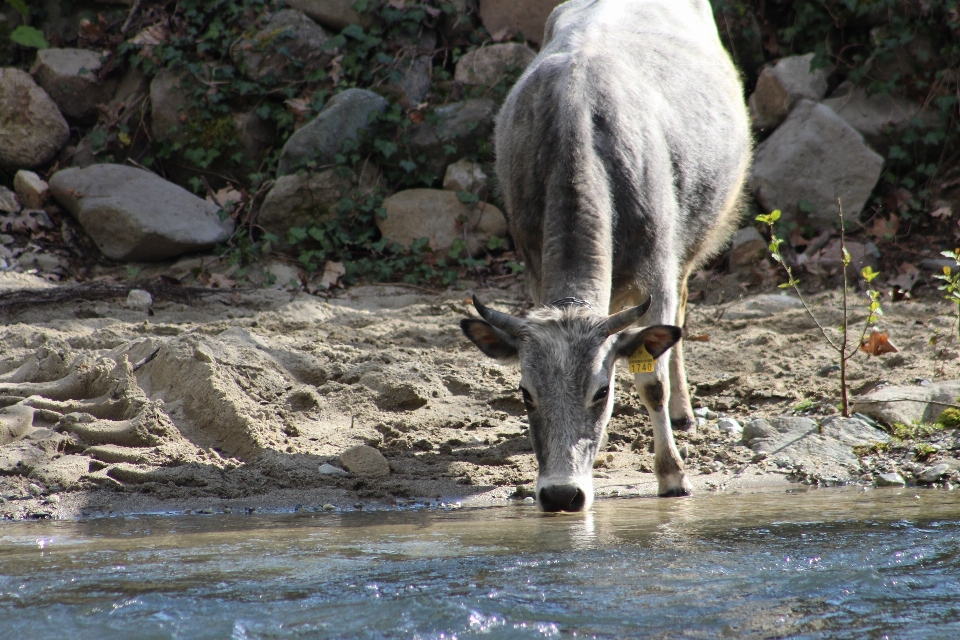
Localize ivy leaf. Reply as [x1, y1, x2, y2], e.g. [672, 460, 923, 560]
[10, 25, 49, 49]
[6, 0, 28, 18]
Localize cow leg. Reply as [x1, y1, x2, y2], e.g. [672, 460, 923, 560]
[634, 290, 692, 498]
[669, 278, 696, 432]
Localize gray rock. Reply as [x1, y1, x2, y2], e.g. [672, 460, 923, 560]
[0, 68, 70, 170]
[13, 170, 49, 210]
[407, 99, 497, 178]
[318, 462, 349, 476]
[340, 444, 390, 477]
[916, 462, 954, 484]
[125, 289, 153, 310]
[284, 0, 374, 31]
[257, 169, 352, 240]
[729, 226, 767, 268]
[919, 258, 960, 272]
[748, 53, 830, 130]
[378, 189, 507, 255]
[750, 100, 884, 229]
[31, 48, 117, 121]
[17, 250, 65, 273]
[278, 88, 388, 176]
[0, 186, 19, 213]
[852, 380, 960, 427]
[455, 43, 536, 85]
[149, 68, 189, 145]
[823, 82, 938, 152]
[743, 416, 889, 482]
[875, 472, 906, 487]
[442, 158, 487, 194]
[479, 0, 562, 45]
[717, 417, 743, 438]
[231, 9, 331, 83]
[724, 293, 803, 320]
[49, 164, 234, 261]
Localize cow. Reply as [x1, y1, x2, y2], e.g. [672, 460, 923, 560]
[459, 0, 751, 512]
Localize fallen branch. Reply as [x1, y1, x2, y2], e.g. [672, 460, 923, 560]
[0, 278, 233, 313]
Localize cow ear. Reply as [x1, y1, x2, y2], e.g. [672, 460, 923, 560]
[615, 325, 682, 360]
[461, 319, 519, 359]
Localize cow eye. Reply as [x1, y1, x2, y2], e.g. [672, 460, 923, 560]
[519, 386, 535, 410]
[591, 386, 610, 404]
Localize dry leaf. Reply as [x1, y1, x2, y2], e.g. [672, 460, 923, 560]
[930, 206, 953, 219]
[388, 0, 406, 8]
[204, 273, 236, 289]
[869, 214, 899, 240]
[328, 55, 344, 85]
[860, 329, 899, 356]
[491, 27, 514, 42]
[788, 228, 808, 249]
[685, 334, 710, 342]
[318, 261, 345, 290]
[284, 98, 312, 122]
[207, 186, 243, 211]
[129, 24, 169, 47]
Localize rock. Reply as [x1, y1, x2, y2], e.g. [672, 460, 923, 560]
[479, 0, 563, 45]
[743, 416, 889, 482]
[875, 472, 906, 487]
[340, 444, 389, 477]
[750, 100, 884, 229]
[802, 238, 879, 277]
[919, 258, 960, 272]
[823, 82, 938, 152]
[13, 170, 49, 209]
[318, 462, 349, 476]
[125, 289, 153, 310]
[853, 381, 960, 427]
[747, 54, 830, 131]
[277, 88, 389, 176]
[283, 0, 374, 31]
[17, 250, 65, 273]
[407, 99, 497, 178]
[379, 189, 507, 255]
[257, 169, 352, 240]
[31, 48, 117, 122]
[717, 417, 743, 438]
[49, 164, 234, 261]
[149, 68, 189, 144]
[442, 158, 487, 195]
[0, 68, 70, 170]
[231, 9, 331, 83]
[916, 462, 955, 484]
[455, 43, 536, 85]
[0, 186, 19, 213]
[728, 226, 767, 268]
[694, 407, 718, 420]
[724, 293, 803, 320]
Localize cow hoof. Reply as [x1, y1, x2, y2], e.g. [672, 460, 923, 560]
[671, 417, 696, 433]
[658, 486, 692, 498]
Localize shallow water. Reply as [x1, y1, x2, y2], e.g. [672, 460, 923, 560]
[1, 488, 959, 639]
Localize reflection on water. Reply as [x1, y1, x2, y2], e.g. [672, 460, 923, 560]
[2, 487, 960, 639]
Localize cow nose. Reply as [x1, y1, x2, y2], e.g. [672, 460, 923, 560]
[538, 484, 587, 512]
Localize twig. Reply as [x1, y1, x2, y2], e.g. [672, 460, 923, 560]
[121, 0, 143, 34]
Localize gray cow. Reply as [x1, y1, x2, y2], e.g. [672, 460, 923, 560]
[461, 0, 751, 511]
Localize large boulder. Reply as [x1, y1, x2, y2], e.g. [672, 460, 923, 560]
[231, 9, 331, 83]
[853, 381, 960, 427]
[31, 48, 118, 122]
[407, 99, 497, 178]
[455, 42, 536, 86]
[747, 53, 830, 131]
[378, 189, 506, 255]
[479, 0, 563, 45]
[283, 0, 374, 31]
[277, 88, 389, 176]
[750, 100, 884, 228]
[48, 164, 234, 261]
[0, 69, 70, 170]
[823, 82, 938, 153]
[257, 169, 352, 240]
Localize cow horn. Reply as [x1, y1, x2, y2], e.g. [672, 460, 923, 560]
[472, 295, 524, 337]
[605, 297, 652, 335]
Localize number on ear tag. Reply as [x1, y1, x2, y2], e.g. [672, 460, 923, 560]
[628, 345, 655, 373]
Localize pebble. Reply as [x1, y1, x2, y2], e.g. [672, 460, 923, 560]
[318, 463, 349, 476]
[917, 463, 951, 484]
[678, 443, 690, 460]
[523, 496, 535, 503]
[125, 289, 153, 310]
[694, 407, 718, 420]
[44, 494, 60, 505]
[27, 483, 43, 497]
[717, 417, 743, 438]
[339, 444, 390, 477]
[322, 504, 336, 511]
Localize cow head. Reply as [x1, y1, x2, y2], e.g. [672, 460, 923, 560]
[461, 296, 681, 512]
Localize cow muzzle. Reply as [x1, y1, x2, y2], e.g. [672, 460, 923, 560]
[536, 476, 594, 512]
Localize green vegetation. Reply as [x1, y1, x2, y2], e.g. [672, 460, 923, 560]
[852, 442, 890, 457]
[889, 421, 944, 441]
[937, 406, 960, 428]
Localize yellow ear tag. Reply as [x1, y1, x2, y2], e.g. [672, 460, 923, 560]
[628, 345, 655, 373]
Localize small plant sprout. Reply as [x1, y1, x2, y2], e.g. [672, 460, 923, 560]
[756, 202, 894, 418]
[935, 248, 960, 347]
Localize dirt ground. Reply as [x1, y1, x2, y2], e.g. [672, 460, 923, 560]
[1, 264, 958, 521]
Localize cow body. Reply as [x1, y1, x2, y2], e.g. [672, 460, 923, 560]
[462, 0, 750, 510]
